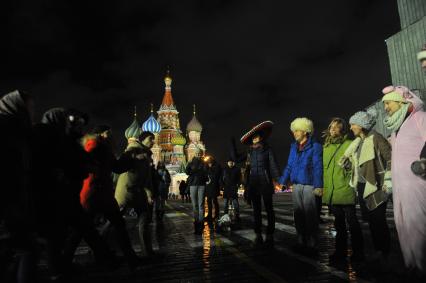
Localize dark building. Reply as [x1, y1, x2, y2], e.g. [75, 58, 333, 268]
[370, 0, 426, 137]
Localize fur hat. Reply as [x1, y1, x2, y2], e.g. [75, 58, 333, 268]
[349, 108, 377, 130]
[381, 85, 409, 103]
[290, 117, 314, 133]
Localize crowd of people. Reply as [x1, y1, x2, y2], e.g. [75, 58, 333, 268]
[0, 95, 173, 282]
[229, 83, 425, 279]
[1, 46, 425, 283]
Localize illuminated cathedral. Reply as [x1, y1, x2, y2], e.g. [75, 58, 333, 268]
[124, 70, 206, 194]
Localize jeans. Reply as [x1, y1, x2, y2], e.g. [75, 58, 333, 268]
[155, 196, 166, 219]
[224, 198, 240, 215]
[190, 186, 205, 222]
[135, 206, 154, 255]
[251, 193, 275, 235]
[330, 204, 364, 255]
[292, 184, 319, 244]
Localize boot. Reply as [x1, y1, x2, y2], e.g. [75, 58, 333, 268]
[197, 221, 204, 235]
[264, 233, 274, 248]
[329, 250, 347, 263]
[193, 221, 198, 234]
[142, 228, 154, 256]
[254, 233, 263, 246]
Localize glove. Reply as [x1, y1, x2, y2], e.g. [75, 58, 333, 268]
[313, 188, 323, 197]
[411, 158, 426, 179]
[382, 171, 392, 195]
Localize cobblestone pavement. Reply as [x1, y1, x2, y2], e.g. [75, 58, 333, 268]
[36, 193, 412, 282]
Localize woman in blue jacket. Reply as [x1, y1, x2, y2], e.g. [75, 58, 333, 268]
[279, 117, 323, 252]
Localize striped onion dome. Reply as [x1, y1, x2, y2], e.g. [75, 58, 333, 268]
[171, 132, 186, 146]
[142, 105, 162, 133]
[142, 114, 161, 133]
[125, 117, 142, 139]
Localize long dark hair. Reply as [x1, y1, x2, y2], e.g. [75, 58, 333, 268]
[322, 117, 348, 145]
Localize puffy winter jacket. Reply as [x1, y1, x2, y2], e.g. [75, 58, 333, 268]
[279, 137, 323, 188]
[247, 143, 280, 194]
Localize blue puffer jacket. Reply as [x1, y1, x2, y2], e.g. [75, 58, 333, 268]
[279, 137, 323, 188]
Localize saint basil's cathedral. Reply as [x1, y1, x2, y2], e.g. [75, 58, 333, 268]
[125, 70, 206, 195]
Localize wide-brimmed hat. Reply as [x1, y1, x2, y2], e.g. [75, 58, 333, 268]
[240, 120, 274, 145]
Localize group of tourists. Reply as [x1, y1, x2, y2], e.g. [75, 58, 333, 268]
[232, 82, 425, 278]
[0, 95, 171, 282]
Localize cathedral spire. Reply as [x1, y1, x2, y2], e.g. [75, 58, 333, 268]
[161, 69, 175, 108]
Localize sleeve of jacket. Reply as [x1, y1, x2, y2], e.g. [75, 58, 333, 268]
[112, 152, 134, 174]
[279, 144, 295, 185]
[313, 142, 324, 188]
[268, 148, 280, 180]
[374, 133, 392, 171]
[185, 162, 192, 175]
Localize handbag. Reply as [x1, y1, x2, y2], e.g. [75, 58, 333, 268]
[365, 189, 387, 211]
[365, 143, 390, 211]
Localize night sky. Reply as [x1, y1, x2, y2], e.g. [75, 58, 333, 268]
[0, 0, 400, 165]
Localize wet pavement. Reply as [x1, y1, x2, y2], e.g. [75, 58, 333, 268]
[37, 193, 413, 282]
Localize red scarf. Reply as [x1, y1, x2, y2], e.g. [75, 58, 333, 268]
[298, 139, 307, 151]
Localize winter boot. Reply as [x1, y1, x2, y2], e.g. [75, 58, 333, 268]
[264, 233, 274, 248]
[254, 233, 263, 246]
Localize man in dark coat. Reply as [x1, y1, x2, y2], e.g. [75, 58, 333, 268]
[241, 121, 280, 246]
[156, 161, 171, 221]
[32, 108, 118, 275]
[0, 90, 36, 283]
[205, 158, 222, 222]
[222, 158, 241, 220]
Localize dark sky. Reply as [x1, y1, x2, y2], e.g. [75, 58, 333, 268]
[0, 0, 400, 165]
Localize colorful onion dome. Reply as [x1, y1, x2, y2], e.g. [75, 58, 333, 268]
[171, 132, 186, 146]
[187, 104, 203, 133]
[125, 107, 142, 139]
[142, 104, 162, 133]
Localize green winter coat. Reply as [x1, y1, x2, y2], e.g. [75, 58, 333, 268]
[322, 138, 355, 205]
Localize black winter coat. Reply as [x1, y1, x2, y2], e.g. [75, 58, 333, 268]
[185, 157, 208, 187]
[205, 163, 222, 198]
[222, 166, 241, 199]
[247, 143, 280, 195]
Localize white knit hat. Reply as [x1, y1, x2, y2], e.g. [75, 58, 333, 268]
[290, 117, 314, 133]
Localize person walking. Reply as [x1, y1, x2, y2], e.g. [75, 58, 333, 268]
[205, 157, 222, 222]
[222, 158, 242, 221]
[156, 162, 171, 221]
[185, 151, 208, 234]
[115, 126, 157, 257]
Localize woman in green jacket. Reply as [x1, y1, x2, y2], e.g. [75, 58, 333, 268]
[322, 118, 364, 262]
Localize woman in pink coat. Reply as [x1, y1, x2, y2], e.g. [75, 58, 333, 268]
[382, 85, 426, 275]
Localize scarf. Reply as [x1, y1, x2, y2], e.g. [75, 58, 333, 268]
[383, 103, 410, 132]
[324, 134, 347, 147]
